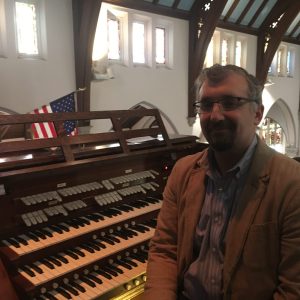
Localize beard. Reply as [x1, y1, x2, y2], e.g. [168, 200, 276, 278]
[202, 120, 236, 152]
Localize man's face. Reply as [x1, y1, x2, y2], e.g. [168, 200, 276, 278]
[199, 73, 264, 153]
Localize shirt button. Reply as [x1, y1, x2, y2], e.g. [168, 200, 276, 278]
[212, 247, 217, 253]
[211, 278, 216, 284]
[214, 216, 219, 222]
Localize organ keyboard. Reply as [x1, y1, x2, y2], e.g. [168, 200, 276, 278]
[0, 109, 206, 299]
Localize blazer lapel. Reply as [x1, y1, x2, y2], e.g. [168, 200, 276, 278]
[177, 162, 207, 279]
[223, 141, 274, 290]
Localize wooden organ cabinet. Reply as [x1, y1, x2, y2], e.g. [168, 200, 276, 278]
[0, 110, 206, 300]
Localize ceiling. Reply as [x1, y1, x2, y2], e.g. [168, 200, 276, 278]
[104, 0, 300, 45]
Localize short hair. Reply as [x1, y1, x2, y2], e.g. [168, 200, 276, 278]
[195, 64, 263, 105]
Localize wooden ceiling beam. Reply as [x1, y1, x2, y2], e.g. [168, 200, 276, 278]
[223, 0, 240, 23]
[172, 0, 181, 9]
[248, 0, 268, 27]
[103, 0, 190, 19]
[188, 0, 227, 118]
[288, 20, 300, 37]
[256, 0, 300, 84]
[236, 0, 255, 24]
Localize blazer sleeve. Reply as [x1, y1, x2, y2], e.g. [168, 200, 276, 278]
[273, 185, 300, 300]
[0, 259, 19, 300]
[143, 161, 181, 300]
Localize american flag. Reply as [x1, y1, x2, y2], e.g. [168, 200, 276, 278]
[31, 93, 77, 139]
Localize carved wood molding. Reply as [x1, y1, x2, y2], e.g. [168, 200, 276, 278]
[188, 0, 227, 117]
[256, 0, 300, 84]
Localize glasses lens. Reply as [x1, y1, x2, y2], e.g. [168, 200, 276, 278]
[199, 100, 213, 112]
[220, 96, 239, 111]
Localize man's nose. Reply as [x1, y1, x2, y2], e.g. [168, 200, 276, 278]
[210, 103, 225, 120]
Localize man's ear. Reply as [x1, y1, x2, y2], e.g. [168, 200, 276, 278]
[254, 104, 264, 126]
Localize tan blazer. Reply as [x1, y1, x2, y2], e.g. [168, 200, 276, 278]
[144, 139, 300, 300]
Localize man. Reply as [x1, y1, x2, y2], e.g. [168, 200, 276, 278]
[144, 64, 300, 300]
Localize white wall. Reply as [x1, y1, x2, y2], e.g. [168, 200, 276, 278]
[91, 12, 191, 134]
[0, 0, 75, 113]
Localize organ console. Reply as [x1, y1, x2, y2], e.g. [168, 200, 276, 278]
[0, 109, 206, 300]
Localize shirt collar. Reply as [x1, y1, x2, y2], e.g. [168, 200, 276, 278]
[204, 135, 258, 180]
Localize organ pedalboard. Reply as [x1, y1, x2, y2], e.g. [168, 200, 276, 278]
[0, 109, 206, 299]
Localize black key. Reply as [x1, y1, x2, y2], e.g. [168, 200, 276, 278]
[93, 213, 105, 220]
[124, 257, 138, 267]
[62, 284, 79, 296]
[99, 237, 114, 245]
[109, 264, 123, 274]
[69, 281, 86, 293]
[114, 231, 128, 240]
[34, 230, 47, 240]
[87, 273, 103, 285]
[93, 239, 107, 248]
[81, 244, 95, 253]
[85, 214, 97, 222]
[73, 248, 85, 257]
[65, 220, 79, 229]
[118, 259, 132, 270]
[7, 238, 20, 248]
[20, 265, 35, 277]
[55, 254, 68, 264]
[131, 253, 146, 263]
[39, 228, 53, 238]
[79, 217, 90, 225]
[48, 225, 63, 234]
[102, 266, 118, 277]
[107, 235, 120, 243]
[65, 250, 79, 260]
[86, 242, 100, 251]
[41, 259, 55, 270]
[48, 256, 62, 267]
[125, 228, 138, 236]
[15, 236, 28, 246]
[30, 263, 43, 274]
[74, 218, 85, 228]
[134, 224, 150, 232]
[81, 276, 96, 288]
[27, 232, 39, 242]
[44, 292, 58, 300]
[57, 224, 70, 232]
[95, 269, 112, 279]
[56, 287, 72, 299]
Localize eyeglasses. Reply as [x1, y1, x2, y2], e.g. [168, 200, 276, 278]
[194, 96, 258, 113]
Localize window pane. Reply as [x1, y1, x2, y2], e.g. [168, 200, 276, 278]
[221, 39, 228, 65]
[156, 27, 165, 64]
[15, 1, 38, 55]
[235, 41, 241, 66]
[107, 18, 120, 60]
[277, 49, 282, 74]
[287, 50, 291, 76]
[205, 39, 214, 67]
[132, 22, 145, 63]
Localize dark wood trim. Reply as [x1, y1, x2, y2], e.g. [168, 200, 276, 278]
[256, 0, 300, 83]
[248, 0, 268, 27]
[236, 0, 255, 24]
[73, 0, 102, 114]
[172, 0, 181, 9]
[188, 0, 227, 117]
[223, 0, 240, 23]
